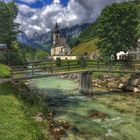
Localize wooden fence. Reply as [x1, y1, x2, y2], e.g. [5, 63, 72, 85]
[10, 60, 140, 79]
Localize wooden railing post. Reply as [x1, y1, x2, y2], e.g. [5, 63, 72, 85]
[32, 64, 34, 75]
[50, 63, 53, 73]
[68, 61, 70, 71]
[11, 66, 13, 79]
[97, 61, 99, 70]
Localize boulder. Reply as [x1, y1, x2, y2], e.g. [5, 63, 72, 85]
[118, 83, 124, 89]
[138, 85, 140, 89]
[107, 82, 118, 88]
[125, 86, 135, 92]
[138, 78, 140, 85]
[120, 77, 128, 83]
[133, 87, 140, 93]
[102, 74, 113, 80]
[129, 79, 139, 86]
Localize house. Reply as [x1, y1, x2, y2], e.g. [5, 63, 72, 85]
[116, 51, 128, 60]
[116, 39, 140, 61]
[0, 44, 7, 54]
[51, 23, 77, 60]
[128, 39, 140, 61]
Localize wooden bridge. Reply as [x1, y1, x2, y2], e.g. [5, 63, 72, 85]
[10, 60, 140, 94]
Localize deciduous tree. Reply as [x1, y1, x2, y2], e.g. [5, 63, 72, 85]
[97, 2, 138, 60]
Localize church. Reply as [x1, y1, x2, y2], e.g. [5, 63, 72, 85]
[51, 23, 77, 60]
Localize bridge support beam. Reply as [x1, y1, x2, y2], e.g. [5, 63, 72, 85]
[80, 71, 92, 95]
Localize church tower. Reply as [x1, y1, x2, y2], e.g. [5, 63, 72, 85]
[53, 23, 60, 45]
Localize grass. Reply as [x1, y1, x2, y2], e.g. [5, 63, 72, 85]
[96, 93, 140, 116]
[0, 64, 10, 78]
[0, 83, 48, 140]
[71, 38, 99, 56]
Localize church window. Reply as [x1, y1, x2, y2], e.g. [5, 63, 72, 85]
[56, 34, 59, 40]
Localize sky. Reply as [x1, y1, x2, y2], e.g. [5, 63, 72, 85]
[3, 0, 128, 37]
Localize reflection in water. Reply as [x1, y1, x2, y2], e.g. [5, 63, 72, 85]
[32, 77, 140, 140]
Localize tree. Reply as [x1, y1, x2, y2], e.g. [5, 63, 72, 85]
[68, 37, 81, 48]
[35, 49, 48, 60]
[0, 2, 19, 46]
[97, 2, 138, 60]
[136, 0, 140, 37]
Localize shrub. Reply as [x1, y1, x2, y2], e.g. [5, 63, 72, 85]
[55, 58, 62, 67]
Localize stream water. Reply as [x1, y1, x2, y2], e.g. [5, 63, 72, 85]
[32, 77, 140, 140]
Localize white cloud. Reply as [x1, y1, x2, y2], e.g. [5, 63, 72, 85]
[16, 0, 128, 37]
[19, 0, 40, 4]
[54, 0, 60, 4]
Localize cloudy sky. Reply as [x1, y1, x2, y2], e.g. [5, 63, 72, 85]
[4, 0, 127, 37]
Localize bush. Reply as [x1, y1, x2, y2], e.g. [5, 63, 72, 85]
[55, 58, 62, 67]
[0, 54, 7, 64]
[6, 49, 26, 66]
[0, 64, 10, 78]
[78, 56, 86, 68]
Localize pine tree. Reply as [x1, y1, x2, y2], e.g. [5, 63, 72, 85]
[0, 2, 19, 46]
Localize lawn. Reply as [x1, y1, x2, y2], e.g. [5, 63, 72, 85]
[0, 83, 48, 140]
[0, 64, 10, 78]
[71, 38, 99, 56]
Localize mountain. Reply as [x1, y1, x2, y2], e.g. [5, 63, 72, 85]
[17, 24, 89, 52]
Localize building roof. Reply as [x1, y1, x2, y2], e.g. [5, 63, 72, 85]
[0, 44, 7, 49]
[53, 37, 69, 48]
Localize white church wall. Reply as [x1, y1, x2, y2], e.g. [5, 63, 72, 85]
[53, 55, 77, 60]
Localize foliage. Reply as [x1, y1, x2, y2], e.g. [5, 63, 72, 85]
[96, 2, 138, 60]
[78, 22, 98, 42]
[0, 2, 19, 46]
[34, 49, 48, 60]
[18, 43, 36, 61]
[0, 2, 25, 66]
[55, 57, 62, 66]
[136, 1, 140, 37]
[6, 45, 26, 66]
[0, 64, 10, 78]
[78, 56, 86, 68]
[68, 37, 81, 48]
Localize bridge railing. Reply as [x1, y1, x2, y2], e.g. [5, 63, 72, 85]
[10, 60, 140, 79]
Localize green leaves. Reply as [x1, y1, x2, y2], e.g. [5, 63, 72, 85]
[0, 2, 18, 46]
[97, 2, 138, 60]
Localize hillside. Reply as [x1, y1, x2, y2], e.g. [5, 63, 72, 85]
[71, 21, 99, 56]
[71, 38, 99, 56]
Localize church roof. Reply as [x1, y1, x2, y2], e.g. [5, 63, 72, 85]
[53, 37, 69, 48]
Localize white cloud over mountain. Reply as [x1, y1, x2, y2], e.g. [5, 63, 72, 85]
[15, 0, 128, 37]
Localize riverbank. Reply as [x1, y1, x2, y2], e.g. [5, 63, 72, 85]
[0, 82, 49, 140]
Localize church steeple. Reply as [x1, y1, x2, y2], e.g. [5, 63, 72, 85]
[53, 23, 59, 34]
[53, 23, 60, 45]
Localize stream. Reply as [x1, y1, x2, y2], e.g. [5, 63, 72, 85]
[31, 77, 140, 140]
